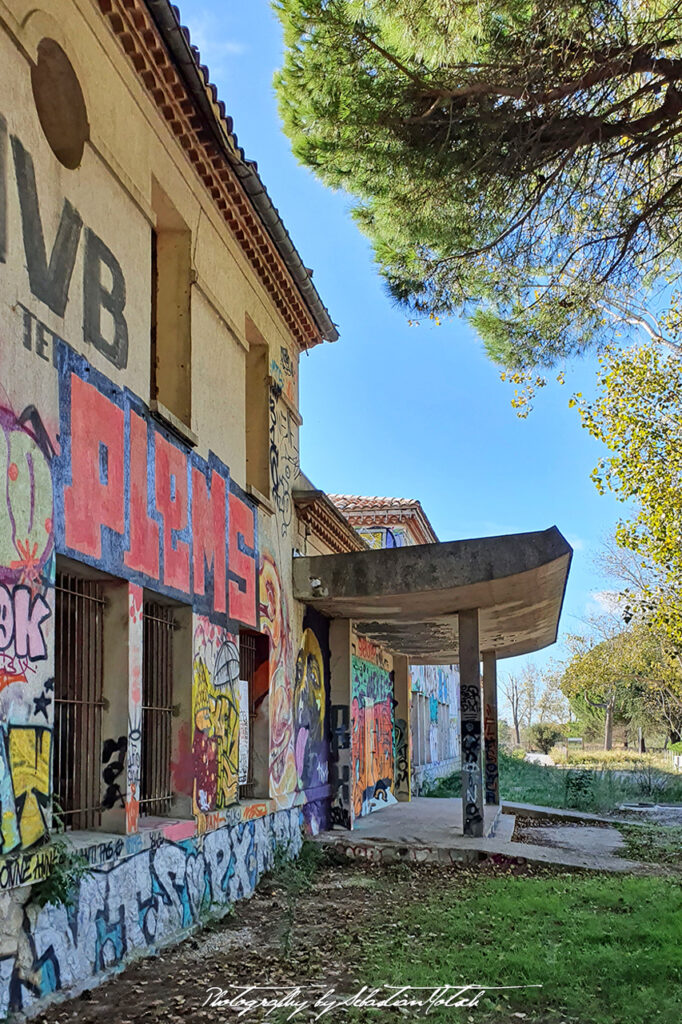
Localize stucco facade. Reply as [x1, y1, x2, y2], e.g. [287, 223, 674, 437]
[0, 0, 341, 1015]
[0, 0, 572, 1015]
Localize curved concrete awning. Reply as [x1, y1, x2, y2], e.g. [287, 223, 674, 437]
[293, 527, 572, 662]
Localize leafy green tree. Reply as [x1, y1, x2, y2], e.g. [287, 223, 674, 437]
[561, 621, 682, 746]
[578, 343, 682, 651]
[562, 626, 642, 750]
[275, 0, 682, 379]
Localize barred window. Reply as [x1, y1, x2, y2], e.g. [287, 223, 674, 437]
[53, 569, 105, 830]
[140, 600, 175, 816]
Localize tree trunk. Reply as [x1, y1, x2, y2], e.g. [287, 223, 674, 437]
[638, 727, 646, 754]
[604, 703, 614, 751]
[513, 714, 521, 745]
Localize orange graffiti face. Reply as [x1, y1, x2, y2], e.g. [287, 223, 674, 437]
[259, 556, 281, 650]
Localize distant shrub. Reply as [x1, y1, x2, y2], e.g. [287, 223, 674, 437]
[530, 724, 564, 754]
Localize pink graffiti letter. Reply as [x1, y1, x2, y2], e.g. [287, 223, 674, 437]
[12, 585, 50, 660]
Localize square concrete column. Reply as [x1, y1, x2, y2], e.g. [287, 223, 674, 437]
[458, 608, 484, 836]
[329, 619, 353, 828]
[392, 655, 411, 801]
[482, 650, 500, 805]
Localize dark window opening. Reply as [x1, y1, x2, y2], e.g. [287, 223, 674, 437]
[53, 570, 105, 830]
[238, 629, 270, 799]
[140, 600, 176, 816]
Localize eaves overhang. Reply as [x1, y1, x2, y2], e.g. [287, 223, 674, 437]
[293, 527, 572, 663]
[134, 0, 338, 346]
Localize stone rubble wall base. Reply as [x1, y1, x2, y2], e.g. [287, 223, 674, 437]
[0, 807, 304, 1020]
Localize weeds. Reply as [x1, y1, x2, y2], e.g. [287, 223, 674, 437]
[267, 835, 324, 953]
[499, 751, 682, 812]
[420, 771, 461, 798]
[616, 823, 682, 866]
[30, 801, 92, 909]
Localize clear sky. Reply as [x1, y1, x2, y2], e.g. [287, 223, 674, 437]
[176, 0, 629, 682]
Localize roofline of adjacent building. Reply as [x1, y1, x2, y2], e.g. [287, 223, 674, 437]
[294, 488, 369, 555]
[118, 0, 339, 346]
[328, 495, 440, 545]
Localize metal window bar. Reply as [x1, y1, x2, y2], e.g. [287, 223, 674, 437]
[140, 602, 175, 816]
[239, 632, 257, 798]
[53, 572, 105, 831]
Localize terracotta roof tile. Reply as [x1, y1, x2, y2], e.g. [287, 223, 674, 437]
[328, 495, 421, 512]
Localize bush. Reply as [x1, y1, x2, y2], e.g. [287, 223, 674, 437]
[420, 772, 461, 798]
[31, 839, 91, 909]
[529, 724, 564, 754]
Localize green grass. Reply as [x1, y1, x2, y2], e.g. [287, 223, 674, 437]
[420, 771, 461, 797]
[350, 871, 682, 1024]
[498, 752, 682, 813]
[616, 823, 682, 866]
[421, 753, 682, 812]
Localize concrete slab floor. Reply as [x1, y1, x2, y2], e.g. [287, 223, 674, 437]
[326, 797, 500, 845]
[315, 798, 660, 873]
[516, 825, 626, 858]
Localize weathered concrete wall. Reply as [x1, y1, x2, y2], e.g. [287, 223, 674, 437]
[410, 664, 460, 795]
[0, 806, 304, 1018]
[0, 0, 332, 1015]
[411, 758, 460, 795]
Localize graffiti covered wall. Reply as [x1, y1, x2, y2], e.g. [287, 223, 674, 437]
[351, 654, 396, 818]
[192, 619, 240, 814]
[0, 402, 56, 856]
[0, 807, 302, 1018]
[410, 664, 460, 795]
[0, 16, 330, 1014]
[259, 554, 331, 807]
[55, 343, 258, 630]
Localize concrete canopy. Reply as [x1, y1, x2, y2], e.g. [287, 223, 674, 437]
[293, 527, 572, 662]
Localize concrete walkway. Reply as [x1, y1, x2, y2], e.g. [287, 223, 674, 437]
[502, 800, 637, 825]
[315, 798, 651, 873]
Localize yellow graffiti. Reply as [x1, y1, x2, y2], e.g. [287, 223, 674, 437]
[192, 655, 239, 814]
[8, 726, 51, 848]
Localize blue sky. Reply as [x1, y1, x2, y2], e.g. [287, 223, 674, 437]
[177, 1, 628, 683]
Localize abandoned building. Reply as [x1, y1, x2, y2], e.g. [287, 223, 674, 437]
[328, 495, 461, 796]
[0, 0, 572, 1015]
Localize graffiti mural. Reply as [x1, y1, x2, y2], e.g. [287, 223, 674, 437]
[53, 342, 258, 629]
[5, 725, 51, 848]
[0, 401, 55, 854]
[392, 706, 409, 797]
[268, 388, 298, 538]
[484, 702, 499, 805]
[269, 345, 297, 407]
[192, 618, 240, 814]
[293, 628, 327, 790]
[259, 554, 297, 798]
[0, 808, 302, 1018]
[351, 655, 395, 818]
[126, 585, 143, 833]
[329, 703, 351, 828]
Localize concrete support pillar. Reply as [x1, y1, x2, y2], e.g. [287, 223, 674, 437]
[458, 609, 484, 836]
[392, 656, 411, 801]
[482, 650, 500, 805]
[329, 619, 353, 828]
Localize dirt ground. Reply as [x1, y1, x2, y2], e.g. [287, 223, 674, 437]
[31, 857, 536, 1024]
